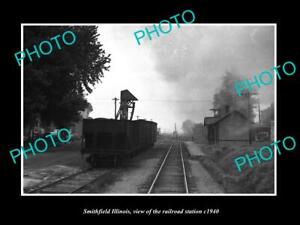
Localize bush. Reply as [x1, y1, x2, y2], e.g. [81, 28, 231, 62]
[198, 142, 274, 193]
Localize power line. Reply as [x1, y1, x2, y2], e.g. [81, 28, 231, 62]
[142, 99, 212, 102]
[92, 99, 212, 103]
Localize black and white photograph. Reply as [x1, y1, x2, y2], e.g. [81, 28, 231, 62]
[2, 0, 300, 220]
[22, 24, 275, 195]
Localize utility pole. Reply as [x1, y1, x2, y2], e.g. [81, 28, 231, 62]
[174, 123, 178, 140]
[258, 99, 261, 125]
[112, 97, 119, 119]
[245, 91, 258, 145]
[246, 92, 252, 145]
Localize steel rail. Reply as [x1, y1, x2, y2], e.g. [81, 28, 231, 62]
[27, 168, 93, 193]
[147, 144, 174, 194]
[180, 141, 189, 194]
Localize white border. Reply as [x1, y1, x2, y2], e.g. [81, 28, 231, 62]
[21, 23, 277, 196]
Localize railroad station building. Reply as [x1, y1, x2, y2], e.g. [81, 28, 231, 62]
[204, 109, 251, 144]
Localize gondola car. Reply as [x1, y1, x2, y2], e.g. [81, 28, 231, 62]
[81, 118, 157, 166]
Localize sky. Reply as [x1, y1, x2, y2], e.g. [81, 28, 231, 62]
[87, 24, 275, 133]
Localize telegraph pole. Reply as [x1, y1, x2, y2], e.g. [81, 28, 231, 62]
[258, 100, 261, 125]
[174, 123, 178, 140]
[245, 91, 258, 145]
[112, 97, 119, 119]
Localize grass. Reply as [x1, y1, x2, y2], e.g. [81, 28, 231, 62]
[194, 141, 274, 193]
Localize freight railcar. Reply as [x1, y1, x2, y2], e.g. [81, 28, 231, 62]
[81, 118, 157, 166]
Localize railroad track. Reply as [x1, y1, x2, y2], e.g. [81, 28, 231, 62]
[26, 168, 110, 193]
[147, 140, 189, 194]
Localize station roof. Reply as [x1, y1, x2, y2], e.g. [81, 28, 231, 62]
[204, 110, 249, 126]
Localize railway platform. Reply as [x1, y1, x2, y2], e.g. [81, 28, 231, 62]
[184, 141, 206, 157]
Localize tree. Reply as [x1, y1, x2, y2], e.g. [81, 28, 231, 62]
[213, 71, 257, 121]
[182, 120, 195, 137]
[261, 102, 274, 124]
[24, 26, 111, 130]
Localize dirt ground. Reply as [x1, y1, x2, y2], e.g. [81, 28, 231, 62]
[23, 141, 88, 189]
[85, 140, 224, 194]
[23, 137, 225, 194]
